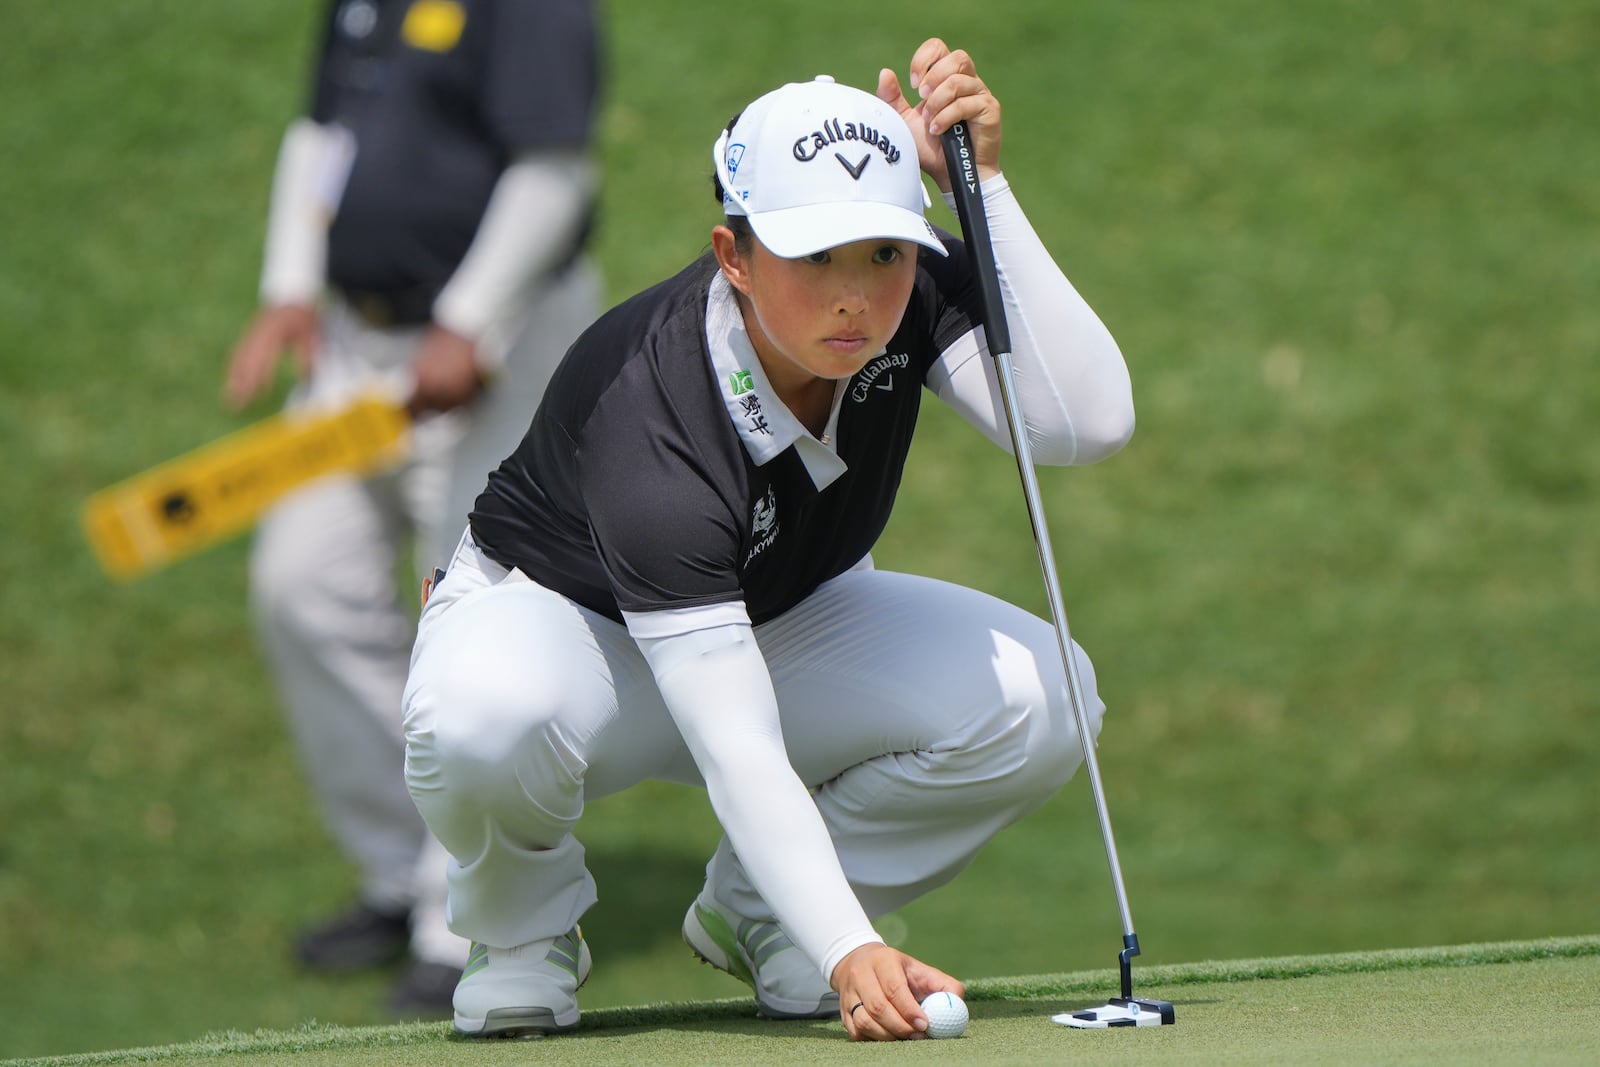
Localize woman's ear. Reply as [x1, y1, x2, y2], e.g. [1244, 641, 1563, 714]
[711, 225, 753, 296]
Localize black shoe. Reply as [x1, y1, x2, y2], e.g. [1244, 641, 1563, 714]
[295, 901, 411, 973]
[387, 959, 461, 1019]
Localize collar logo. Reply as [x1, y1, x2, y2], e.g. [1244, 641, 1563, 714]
[729, 369, 755, 395]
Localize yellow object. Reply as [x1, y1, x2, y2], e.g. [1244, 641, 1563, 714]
[82, 396, 410, 581]
[402, 0, 466, 52]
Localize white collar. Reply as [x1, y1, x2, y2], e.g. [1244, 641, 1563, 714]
[704, 271, 851, 490]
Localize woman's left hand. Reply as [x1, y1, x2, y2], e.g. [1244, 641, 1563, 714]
[876, 38, 1002, 193]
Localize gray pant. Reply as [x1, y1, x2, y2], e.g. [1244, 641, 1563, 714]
[403, 535, 1104, 960]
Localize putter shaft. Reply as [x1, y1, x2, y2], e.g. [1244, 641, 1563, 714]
[938, 120, 1142, 977]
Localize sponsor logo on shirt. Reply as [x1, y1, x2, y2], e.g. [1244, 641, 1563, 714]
[746, 485, 779, 564]
[402, 0, 466, 52]
[850, 352, 909, 402]
[729, 369, 755, 395]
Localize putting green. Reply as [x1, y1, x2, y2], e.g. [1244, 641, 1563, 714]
[13, 937, 1596, 1066]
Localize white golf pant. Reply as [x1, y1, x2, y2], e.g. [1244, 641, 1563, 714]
[402, 534, 1106, 954]
[248, 262, 600, 966]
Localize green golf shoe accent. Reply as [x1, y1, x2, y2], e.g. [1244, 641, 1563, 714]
[452, 926, 591, 1038]
[691, 902, 756, 986]
[683, 895, 838, 1019]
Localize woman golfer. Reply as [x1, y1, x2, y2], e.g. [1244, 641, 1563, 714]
[403, 37, 1135, 1042]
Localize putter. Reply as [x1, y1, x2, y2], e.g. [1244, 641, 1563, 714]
[938, 122, 1174, 1029]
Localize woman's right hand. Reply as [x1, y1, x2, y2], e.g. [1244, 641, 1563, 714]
[831, 941, 966, 1041]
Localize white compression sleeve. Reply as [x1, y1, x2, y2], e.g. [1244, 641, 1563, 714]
[632, 622, 883, 982]
[926, 175, 1135, 466]
[432, 149, 596, 367]
[258, 118, 337, 307]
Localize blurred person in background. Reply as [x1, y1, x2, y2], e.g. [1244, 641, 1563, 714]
[222, 0, 603, 1016]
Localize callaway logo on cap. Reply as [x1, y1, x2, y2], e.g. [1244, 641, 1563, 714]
[713, 75, 946, 259]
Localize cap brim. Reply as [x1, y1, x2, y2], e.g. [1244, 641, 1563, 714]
[748, 201, 948, 259]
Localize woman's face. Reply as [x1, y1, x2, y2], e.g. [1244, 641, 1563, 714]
[727, 235, 920, 388]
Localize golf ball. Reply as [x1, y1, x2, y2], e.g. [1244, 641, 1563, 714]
[920, 991, 969, 1039]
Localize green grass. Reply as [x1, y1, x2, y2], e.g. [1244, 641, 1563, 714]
[9, 937, 1599, 1066]
[4, 0, 1597, 1060]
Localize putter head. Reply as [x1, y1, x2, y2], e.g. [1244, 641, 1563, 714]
[1051, 996, 1176, 1028]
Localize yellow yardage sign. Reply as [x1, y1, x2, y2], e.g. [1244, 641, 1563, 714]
[82, 396, 410, 580]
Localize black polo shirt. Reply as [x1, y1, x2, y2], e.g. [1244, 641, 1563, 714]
[309, 0, 600, 297]
[469, 229, 984, 626]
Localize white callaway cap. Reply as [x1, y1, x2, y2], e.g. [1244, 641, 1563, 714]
[713, 75, 947, 259]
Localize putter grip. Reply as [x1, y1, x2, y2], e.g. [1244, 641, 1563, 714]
[939, 122, 1012, 357]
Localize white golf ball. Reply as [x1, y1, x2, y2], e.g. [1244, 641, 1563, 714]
[920, 991, 969, 1039]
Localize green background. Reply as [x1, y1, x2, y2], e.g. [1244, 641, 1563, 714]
[2, 0, 1595, 1060]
